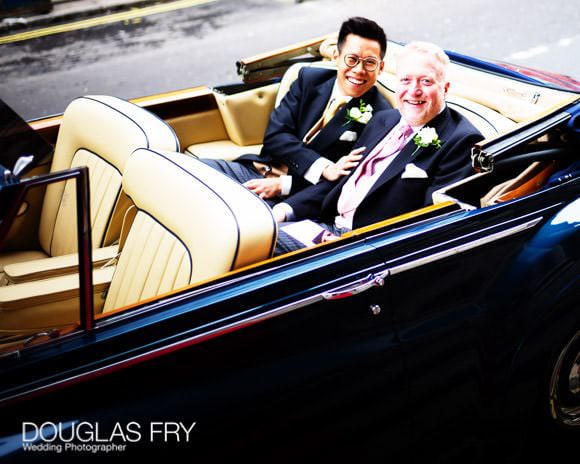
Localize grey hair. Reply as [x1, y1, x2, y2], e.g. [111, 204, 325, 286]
[397, 41, 450, 80]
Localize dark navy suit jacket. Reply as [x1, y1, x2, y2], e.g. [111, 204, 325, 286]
[239, 66, 391, 194]
[285, 106, 484, 229]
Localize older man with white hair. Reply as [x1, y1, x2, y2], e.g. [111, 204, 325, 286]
[273, 41, 484, 254]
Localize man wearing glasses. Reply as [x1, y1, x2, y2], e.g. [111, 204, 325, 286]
[272, 42, 484, 254]
[202, 17, 391, 203]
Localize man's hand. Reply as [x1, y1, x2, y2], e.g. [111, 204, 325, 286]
[321, 146, 365, 182]
[321, 230, 339, 242]
[244, 177, 283, 199]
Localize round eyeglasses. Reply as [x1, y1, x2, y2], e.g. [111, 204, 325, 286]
[343, 54, 381, 72]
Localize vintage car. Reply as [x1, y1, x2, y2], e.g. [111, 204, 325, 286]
[0, 36, 578, 461]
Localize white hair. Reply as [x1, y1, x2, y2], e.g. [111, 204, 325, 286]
[396, 41, 450, 80]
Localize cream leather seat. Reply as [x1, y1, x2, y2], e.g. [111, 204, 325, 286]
[0, 95, 179, 284]
[376, 72, 514, 139]
[273, 61, 338, 107]
[0, 148, 277, 331]
[184, 62, 343, 160]
[185, 61, 399, 160]
[446, 95, 515, 139]
[103, 148, 277, 312]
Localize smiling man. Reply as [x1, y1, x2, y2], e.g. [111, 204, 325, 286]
[273, 42, 484, 254]
[201, 17, 391, 203]
[396, 43, 450, 127]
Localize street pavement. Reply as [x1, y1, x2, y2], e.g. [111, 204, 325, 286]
[1, 0, 578, 120]
[0, 0, 163, 32]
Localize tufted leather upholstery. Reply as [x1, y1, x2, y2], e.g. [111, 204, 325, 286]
[184, 83, 278, 160]
[104, 148, 277, 312]
[0, 95, 179, 282]
[0, 148, 277, 331]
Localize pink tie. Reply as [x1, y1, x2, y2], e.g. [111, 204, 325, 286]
[355, 123, 413, 184]
[335, 122, 413, 230]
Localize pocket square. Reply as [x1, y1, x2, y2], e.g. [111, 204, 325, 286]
[339, 130, 357, 142]
[401, 163, 428, 179]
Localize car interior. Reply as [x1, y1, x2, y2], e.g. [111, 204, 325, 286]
[0, 38, 577, 338]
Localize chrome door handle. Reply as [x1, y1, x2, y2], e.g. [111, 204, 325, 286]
[322, 270, 389, 300]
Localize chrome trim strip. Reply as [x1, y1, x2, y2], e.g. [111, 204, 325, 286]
[97, 242, 377, 328]
[1, 291, 326, 404]
[3, 218, 543, 402]
[388, 217, 542, 275]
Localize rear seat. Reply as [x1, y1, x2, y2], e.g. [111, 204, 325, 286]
[376, 72, 515, 139]
[184, 82, 278, 160]
[447, 95, 515, 139]
[185, 62, 339, 160]
[186, 59, 514, 161]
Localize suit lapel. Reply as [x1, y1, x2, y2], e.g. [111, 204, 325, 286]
[366, 108, 452, 198]
[365, 138, 418, 197]
[358, 115, 398, 154]
[311, 88, 381, 152]
[323, 111, 400, 211]
[310, 98, 356, 151]
[301, 78, 335, 139]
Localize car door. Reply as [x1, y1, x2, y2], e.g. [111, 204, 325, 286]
[0, 233, 409, 461]
[363, 177, 579, 460]
[183, 242, 411, 462]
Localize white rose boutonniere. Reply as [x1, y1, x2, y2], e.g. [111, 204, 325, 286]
[411, 126, 442, 156]
[344, 100, 373, 125]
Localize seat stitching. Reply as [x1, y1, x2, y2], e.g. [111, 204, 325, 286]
[119, 207, 194, 286]
[48, 149, 123, 254]
[142, 149, 276, 270]
[81, 96, 179, 151]
[115, 214, 156, 308]
[135, 218, 165, 304]
[446, 101, 500, 134]
[146, 235, 177, 295]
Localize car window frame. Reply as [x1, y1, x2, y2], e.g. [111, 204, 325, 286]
[0, 167, 94, 331]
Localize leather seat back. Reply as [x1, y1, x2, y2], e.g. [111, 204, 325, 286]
[275, 62, 337, 107]
[39, 95, 180, 257]
[103, 149, 277, 312]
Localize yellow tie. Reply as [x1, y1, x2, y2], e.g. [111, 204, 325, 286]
[324, 96, 349, 125]
[303, 96, 349, 144]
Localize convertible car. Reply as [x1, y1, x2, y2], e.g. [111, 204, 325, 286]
[0, 36, 578, 461]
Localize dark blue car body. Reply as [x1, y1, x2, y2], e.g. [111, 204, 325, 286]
[0, 42, 578, 461]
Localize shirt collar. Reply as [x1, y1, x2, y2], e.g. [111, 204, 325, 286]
[331, 80, 352, 103]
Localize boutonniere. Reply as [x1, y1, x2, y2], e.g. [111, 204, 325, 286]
[344, 99, 373, 125]
[411, 126, 442, 156]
